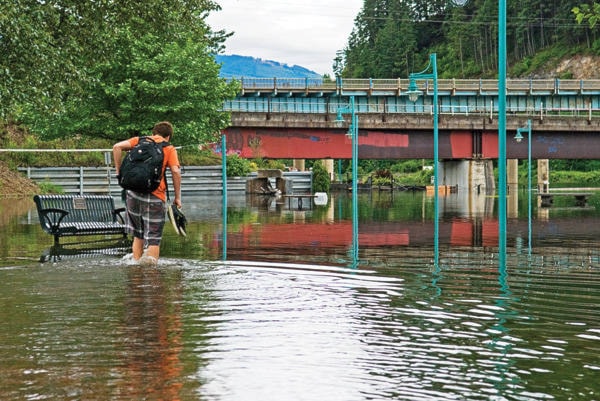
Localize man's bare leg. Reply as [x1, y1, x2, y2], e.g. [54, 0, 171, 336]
[132, 237, 145, 260]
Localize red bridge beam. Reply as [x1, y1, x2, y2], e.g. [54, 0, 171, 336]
[222, 127, 600, 160]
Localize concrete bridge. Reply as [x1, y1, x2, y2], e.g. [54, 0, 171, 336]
[220, 77, 600, 191]
[223, 77, 600, 160]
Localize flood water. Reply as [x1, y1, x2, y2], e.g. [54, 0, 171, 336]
[1, 190, 600, 400]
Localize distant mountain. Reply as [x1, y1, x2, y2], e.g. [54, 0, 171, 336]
[215, 54, 322, 79]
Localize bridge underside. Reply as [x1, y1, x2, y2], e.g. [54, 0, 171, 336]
[222, 127, 598, 160]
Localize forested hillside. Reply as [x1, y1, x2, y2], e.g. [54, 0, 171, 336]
[340, 0, 599, 79]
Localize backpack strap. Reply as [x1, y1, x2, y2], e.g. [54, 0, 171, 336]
[147, 137, 173, 200]
[160, 140, 172, 201]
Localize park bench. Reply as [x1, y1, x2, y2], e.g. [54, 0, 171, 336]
[33, 194, 127, 245]
[40, 240, 131, 263]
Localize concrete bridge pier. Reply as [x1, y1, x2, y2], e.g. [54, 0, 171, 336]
[538, 159, 550, 193]
[507, 159, 519, 218]
[293, 159, 305, 172]
[507, 158, 550, 194]
[440, 159, 495, 194]
[322, 159, 334, 181]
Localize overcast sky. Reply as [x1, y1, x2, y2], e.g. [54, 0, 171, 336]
[206, 0, 364, 76]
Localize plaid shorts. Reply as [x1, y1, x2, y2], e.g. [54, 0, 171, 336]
[125, 191, 166, 246]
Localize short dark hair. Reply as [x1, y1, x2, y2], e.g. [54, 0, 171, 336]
[152, 121, 173, 138]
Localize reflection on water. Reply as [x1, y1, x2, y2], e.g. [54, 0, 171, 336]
[119, 266, 185, 399]
[1, 191, 600, 400]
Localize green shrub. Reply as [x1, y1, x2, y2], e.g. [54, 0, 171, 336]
[179, 147, 221, 165]
[38, 181, 64, 194]
[552, 170, 600, 186]
[372, 176, 392, 186]
[395, 169, 432, 186]
[226, 154, 253, 177]
[391, 160, 423, 173]
[311, 160, 330, 193]
[261, 159, 286, 170]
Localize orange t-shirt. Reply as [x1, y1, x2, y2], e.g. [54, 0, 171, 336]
[127, 135, 180, 202]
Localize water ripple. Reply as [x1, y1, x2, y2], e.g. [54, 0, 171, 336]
[1, 256, 600, 400]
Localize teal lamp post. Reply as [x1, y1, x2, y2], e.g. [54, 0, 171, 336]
[407, 53, 439, 267]
[514, 120, 532, 258]
[335, 96, 359, 264]
[221, 133, 228, 261]
[498, 0, 507, 266]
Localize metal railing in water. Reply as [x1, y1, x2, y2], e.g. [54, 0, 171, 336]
[17, 166, 313, 196]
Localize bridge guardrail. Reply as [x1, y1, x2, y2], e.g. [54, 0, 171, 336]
[225, 77, 600, 119]
[371, 79, 403, 91]
[451, 79, 479, 92]
[223, 99, 598, 117]
[228, 77, 600, 96]
[582, 79, 600, 91]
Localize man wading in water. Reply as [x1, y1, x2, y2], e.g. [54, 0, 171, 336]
[112, 121, 182, 266]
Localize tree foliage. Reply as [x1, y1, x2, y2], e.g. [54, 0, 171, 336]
[573, 3, 600, 28]
[311, 160, 331, 193]
[1, 0, 238, 144]
[340, 0, 596, 78]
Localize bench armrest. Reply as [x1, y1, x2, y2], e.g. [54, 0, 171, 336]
[39, 208, 70, 234]
[113, 207, 126, 224]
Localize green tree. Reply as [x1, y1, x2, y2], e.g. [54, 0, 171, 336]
[23, 30, 239, 144]
[343, 0, 386, 77]
[573, 3, 600, 28]
[439, 1, 486, 77]
[373, 2, 416, 77]
[0, 0, 67, 119]
[340, 0, 593, 79]
[1, 0, 236, 145]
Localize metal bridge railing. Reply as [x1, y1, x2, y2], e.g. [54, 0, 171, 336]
[223, 99, 600, 118]
[223, 98, 600, 120]
[227, 77, 600, 95]
[371, 79, 404, 91]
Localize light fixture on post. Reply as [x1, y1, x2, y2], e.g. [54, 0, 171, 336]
[334, 110, 346, 129]
[406, 79, 422, 103]
[336, 96, 359, 264]
[408, 53, 439, 267]
[515, 120, 532, 258]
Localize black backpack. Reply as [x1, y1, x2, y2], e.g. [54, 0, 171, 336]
[119, 136, 170, 193]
